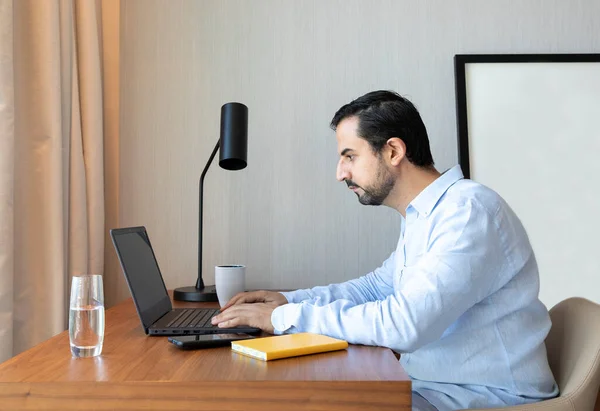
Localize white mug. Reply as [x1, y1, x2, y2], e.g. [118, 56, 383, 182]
[215, 265, 246, 307]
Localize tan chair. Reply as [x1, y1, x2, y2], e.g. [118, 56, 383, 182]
[465, 297, 600, 411]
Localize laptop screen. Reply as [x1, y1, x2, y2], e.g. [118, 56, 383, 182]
[110, 227, 172, 329]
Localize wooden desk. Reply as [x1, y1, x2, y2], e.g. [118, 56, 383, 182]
[0, 295, 411, 410]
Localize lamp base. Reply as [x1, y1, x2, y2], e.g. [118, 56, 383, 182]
[173, 285, 219, 302]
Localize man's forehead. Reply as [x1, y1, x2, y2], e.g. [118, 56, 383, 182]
[335, 116, 366, 153]
[336, 133, 367, 154]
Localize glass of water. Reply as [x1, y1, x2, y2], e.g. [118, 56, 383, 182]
[69, 274, 105, 357]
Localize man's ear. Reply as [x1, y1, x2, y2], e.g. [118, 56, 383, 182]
[385, 138, 406, 166]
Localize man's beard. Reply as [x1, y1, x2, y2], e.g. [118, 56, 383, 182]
[346, 165, 395, 206]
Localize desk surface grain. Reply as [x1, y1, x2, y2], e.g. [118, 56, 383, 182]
[0, 294, 411, 410]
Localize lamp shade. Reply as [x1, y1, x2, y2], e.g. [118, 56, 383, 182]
[219, 102, 248, 170]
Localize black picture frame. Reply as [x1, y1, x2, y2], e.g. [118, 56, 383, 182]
[454, 53, 600, 179]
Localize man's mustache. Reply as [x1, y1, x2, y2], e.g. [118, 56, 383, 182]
[345, 180, 359, 189]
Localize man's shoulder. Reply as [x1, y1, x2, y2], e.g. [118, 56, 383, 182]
[436, 179, 529, 248]
[438, 178, 506, 217]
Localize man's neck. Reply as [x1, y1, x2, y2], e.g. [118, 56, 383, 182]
[385, 166, 441, 217]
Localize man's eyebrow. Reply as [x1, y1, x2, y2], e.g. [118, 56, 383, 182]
[340, 148, 355, 156]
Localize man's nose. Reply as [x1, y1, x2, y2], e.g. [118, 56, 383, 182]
[336, 160, 349, 182]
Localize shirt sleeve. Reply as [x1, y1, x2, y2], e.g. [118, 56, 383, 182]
[279, 251, 396, 306]
[271, 200, 512, 352]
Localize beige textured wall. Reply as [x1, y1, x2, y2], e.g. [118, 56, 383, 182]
[116, 0, 600, 302]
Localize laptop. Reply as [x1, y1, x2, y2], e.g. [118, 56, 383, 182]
[110, 226, 260, 336]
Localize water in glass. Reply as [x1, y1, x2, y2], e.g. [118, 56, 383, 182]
[69, 303, 105, 357]
[69, 274, 105, 357]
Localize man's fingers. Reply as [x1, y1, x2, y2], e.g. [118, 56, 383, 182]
[211, 303, 275, 334]
[213, 307, 249, 328]
[221, 293, 247, 310]
[212, 305, 242, 324]
[213, 304, 254, 326]
[222, 291, 257, 309]
[222, 291, 266, 310]
[217, 317, 241, 328]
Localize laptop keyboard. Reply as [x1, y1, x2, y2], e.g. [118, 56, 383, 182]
[166, 309, 219, 329]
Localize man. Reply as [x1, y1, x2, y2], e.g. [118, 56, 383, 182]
[212, 91, 558, 411]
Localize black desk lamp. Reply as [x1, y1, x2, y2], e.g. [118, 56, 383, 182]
[174, 102, 248, 302]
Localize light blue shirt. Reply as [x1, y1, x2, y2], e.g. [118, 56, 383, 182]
[272, 165, 558, 410]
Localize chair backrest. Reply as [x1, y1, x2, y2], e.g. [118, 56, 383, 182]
[546, 297, 600, 410]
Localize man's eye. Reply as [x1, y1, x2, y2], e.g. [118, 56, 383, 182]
[346, 155, 354, 161]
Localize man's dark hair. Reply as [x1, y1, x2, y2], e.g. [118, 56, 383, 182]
[330, 90, 434, 167]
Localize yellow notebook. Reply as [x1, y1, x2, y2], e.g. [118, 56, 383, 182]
[231, 333, 348, 361]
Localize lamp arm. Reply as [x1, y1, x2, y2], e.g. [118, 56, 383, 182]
[197, 140, 220, 289]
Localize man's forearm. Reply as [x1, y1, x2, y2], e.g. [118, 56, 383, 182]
[280, 276, 389, 306]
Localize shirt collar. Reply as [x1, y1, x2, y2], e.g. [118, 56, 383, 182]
[408, 165, 464, 217]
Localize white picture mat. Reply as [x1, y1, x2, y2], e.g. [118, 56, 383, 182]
[465, 62, 600, 308]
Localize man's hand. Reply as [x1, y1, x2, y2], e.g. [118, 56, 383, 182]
[221, 290, 288, 311]
[211, 303, 276, 334]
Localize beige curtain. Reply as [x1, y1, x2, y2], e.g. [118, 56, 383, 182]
[0, 0, 115, 362]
